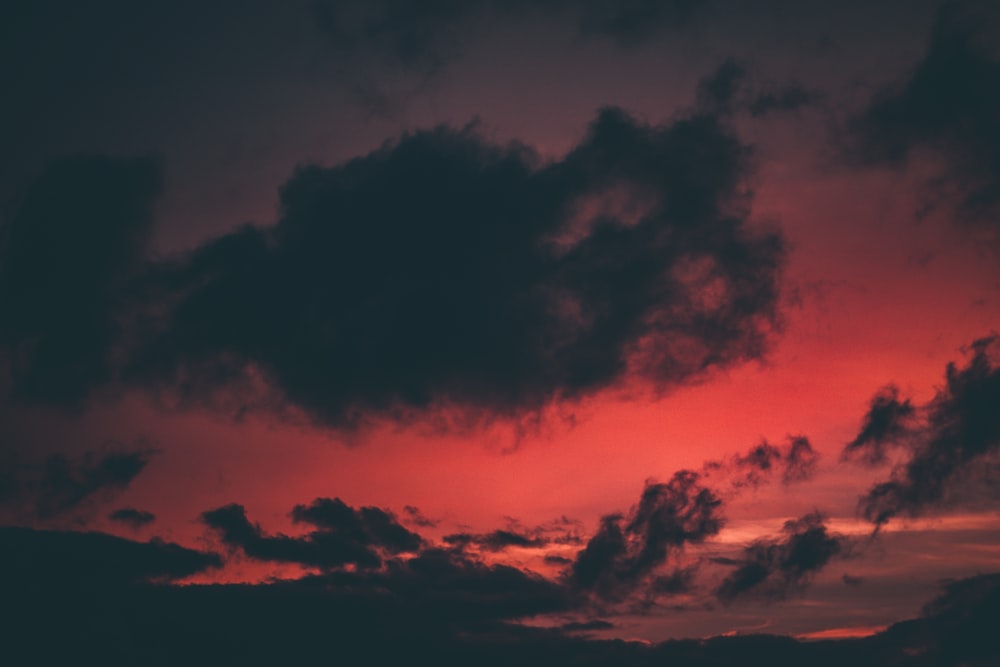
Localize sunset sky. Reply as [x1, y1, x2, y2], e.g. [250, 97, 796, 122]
[2, 1, 999, 664]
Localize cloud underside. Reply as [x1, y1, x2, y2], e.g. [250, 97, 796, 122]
[0, 106, 784, 429]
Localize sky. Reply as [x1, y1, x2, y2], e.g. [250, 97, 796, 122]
[2, 1, 1000, 664]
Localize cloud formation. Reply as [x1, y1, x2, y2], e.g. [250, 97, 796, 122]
[850, 335, 1000, 527]
[0, 155, 161, 407]
[202, 498, 423, 569]
[717, 435, 819, 487]
[849, 1, 1000, 228]
[715, 512, 848, 603]
[122, 107, 783, 428]
[1, 525, 220, 587]
[697, 58, 822, 118]
[4, 520, 998, 666]
[108, 507, 156, 529]
[569, 470, 723, 600]
[0, 447, 153, 521]
[842, 385, 917, 465]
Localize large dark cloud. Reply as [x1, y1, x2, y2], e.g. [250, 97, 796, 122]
[715, 512, 848, 603]
[1, 108, 783, 430]
[202, 498, 423, 570]
[122, 107, 783, 428]
[0, 155, 161, 407]
[4, 520, 999, 666]
[849, 335, 1000, 527]
[849, 1, 1000, 228]
[1, 525, 220, 587]
[0, 447, 153, 521]
[569, 470, 723, 600]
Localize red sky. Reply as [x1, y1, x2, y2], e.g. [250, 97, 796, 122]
[2, 1, 999, 661]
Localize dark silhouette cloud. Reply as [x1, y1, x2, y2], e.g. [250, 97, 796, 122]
[0, 155, 161, 407]
[1, 525, 220, 587]
[5, 521, 999, 666]
[715, 512, 847, 603]
[312, 0, 703, 68]
[124, 107, 783, 429]
[849, 1, 1000, 227]
[697, 58, 822, 119]
[312, 546, 577, 622]
[570, 470, 723, 599]
[445, 528, 548, 552]
[1, 105, 784, 432]
[842, 385, 917, 465]
[856, 335, 1000, 527]
[842, 573, 864, 586]
[202, 498, 422, 569]
[697, 58, 749, 115]
[782, 435, 820, 483]
[403, 504, 439, 527]
[559, 619, 616, 632]
[0, 447, 153, 521]
[748, 83, 823, 118]
[708, 435, 819, 487]
[291, 497, 423, 554]
[108, 506, 156, 530]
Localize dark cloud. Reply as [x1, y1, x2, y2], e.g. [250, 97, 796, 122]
[6, 521, 999, 665]
[312, 0, 702, 67]
[403, 504, 439, 527]
[715, 512, 847, 603]
[868, 572, 1000, 667]
[848, 1, 1000, 228]
[842, 573, 864, 586]
[123, 107, 783, 429]
[0, 155, 161, 407]
[569, 470, 723, 600]
[697, 58, 748, 115]
[291, 497, 423, 554]
[748, 83, 823, 118]
[108, 506, 156, 530]
[842, 385, 917, 465]
[315, 546, 577, 623]
[697, 58, 823, 119]
[559, 619, 616, 632]
[1, 525, 220, 587]
[202, 498, 422, 570]
[709, 435, 819, 487]
[445, 528, 548, 552]
[650, 566, 698, 595]
[856, 335, 1000, 527]
[0, 447, 153, 521]
[782, 435, 820, 483]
